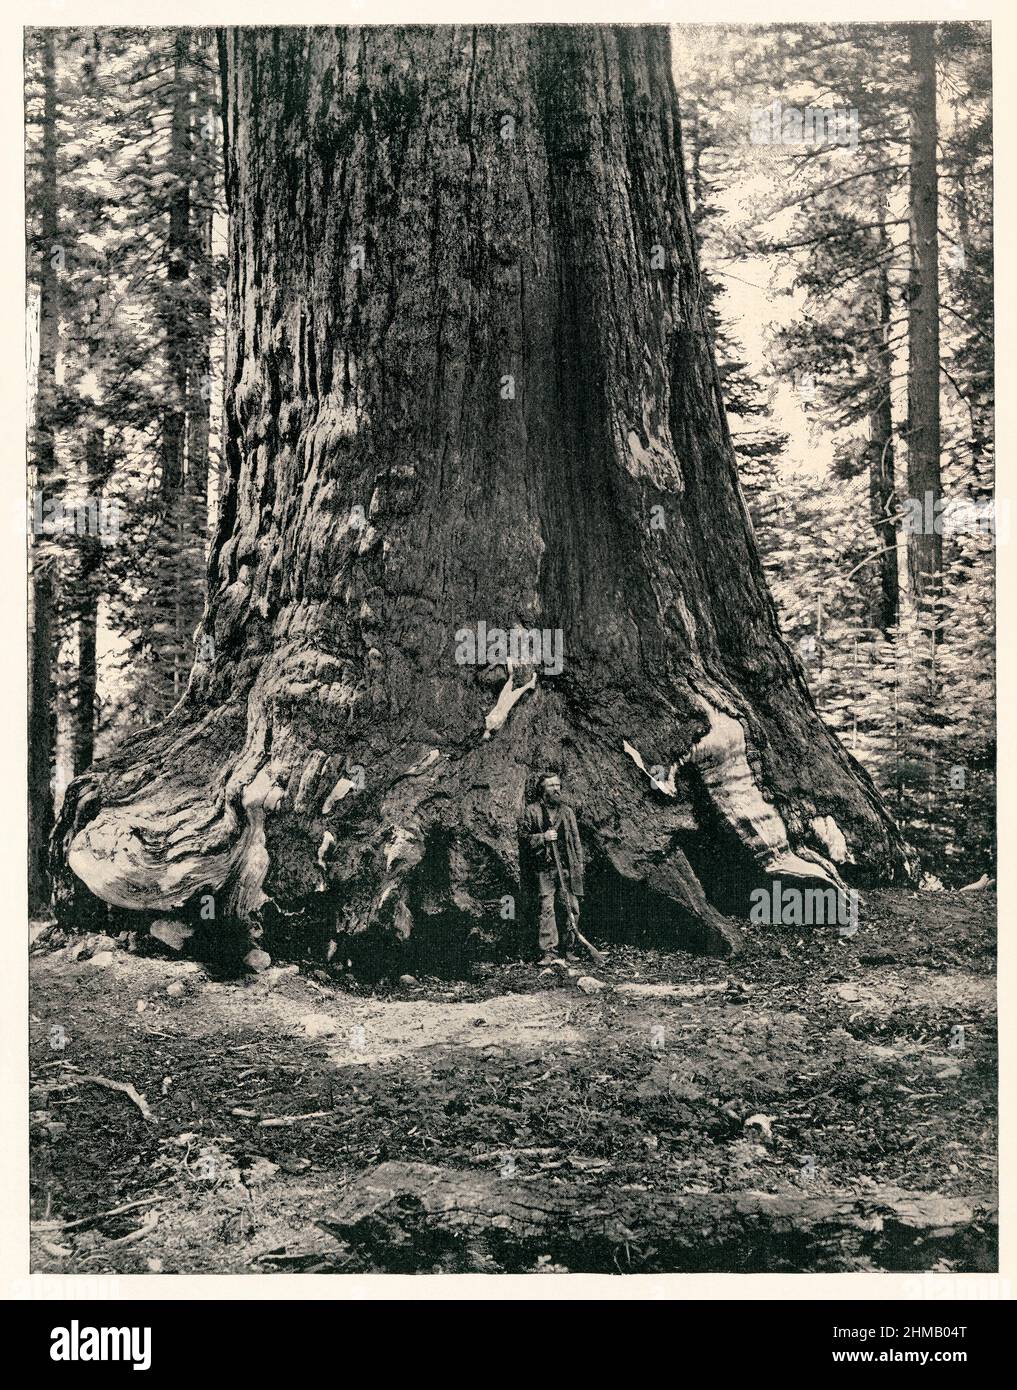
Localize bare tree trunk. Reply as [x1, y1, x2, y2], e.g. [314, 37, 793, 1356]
[950, 123, 992, 522]
[161, 28, 192, 502]
[160, 29, 196, 708]
[72, 423, 103, 776]
[28, 31, 59, 914]
[868, 196, 899, 634]
[905, 23, 942, 626]
[54, 26, 908, 961]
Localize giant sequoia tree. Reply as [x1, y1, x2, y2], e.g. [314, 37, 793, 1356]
[54, 26, 907, 963]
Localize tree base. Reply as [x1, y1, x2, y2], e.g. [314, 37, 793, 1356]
[53, 656, 912, 969]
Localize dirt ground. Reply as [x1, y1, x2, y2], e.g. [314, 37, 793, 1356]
[29, 888, 997, 1274]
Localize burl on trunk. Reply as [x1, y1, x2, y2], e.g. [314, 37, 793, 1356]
[53, 26, 907, 964]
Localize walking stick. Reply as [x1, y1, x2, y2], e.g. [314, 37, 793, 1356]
[548, 835, 605, 966]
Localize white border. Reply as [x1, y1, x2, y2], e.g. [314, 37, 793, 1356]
[1, 0, 1009, 1301]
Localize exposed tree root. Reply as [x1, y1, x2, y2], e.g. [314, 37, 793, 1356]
[685, 697, 847, 891]
[53, 658, 901, 967]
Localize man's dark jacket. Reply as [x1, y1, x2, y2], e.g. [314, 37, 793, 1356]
[518, 801, 585, 898]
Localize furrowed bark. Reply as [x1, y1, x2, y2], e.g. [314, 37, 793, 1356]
[53, 26, 909, 963]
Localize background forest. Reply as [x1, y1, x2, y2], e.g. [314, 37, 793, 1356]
[26, 22, 995, 913]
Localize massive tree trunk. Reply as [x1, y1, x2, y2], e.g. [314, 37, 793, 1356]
[905, 23, 942, 624]
[53, 26, 907, 964]
[28, 31, 59, 914]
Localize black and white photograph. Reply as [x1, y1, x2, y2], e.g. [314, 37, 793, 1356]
[11, 1, 1007, 1309]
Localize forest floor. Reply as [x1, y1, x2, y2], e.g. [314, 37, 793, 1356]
[28, 888, 997, 1275]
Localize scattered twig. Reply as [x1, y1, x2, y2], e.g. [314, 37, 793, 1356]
[259, 1110, 331, 1128]
[105, 1211, 160, 1245]
[74, 1074, 156, 1122]
[33, 1194, 166, 1233]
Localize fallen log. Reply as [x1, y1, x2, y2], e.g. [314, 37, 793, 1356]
[320, 1162, 997, 1274]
